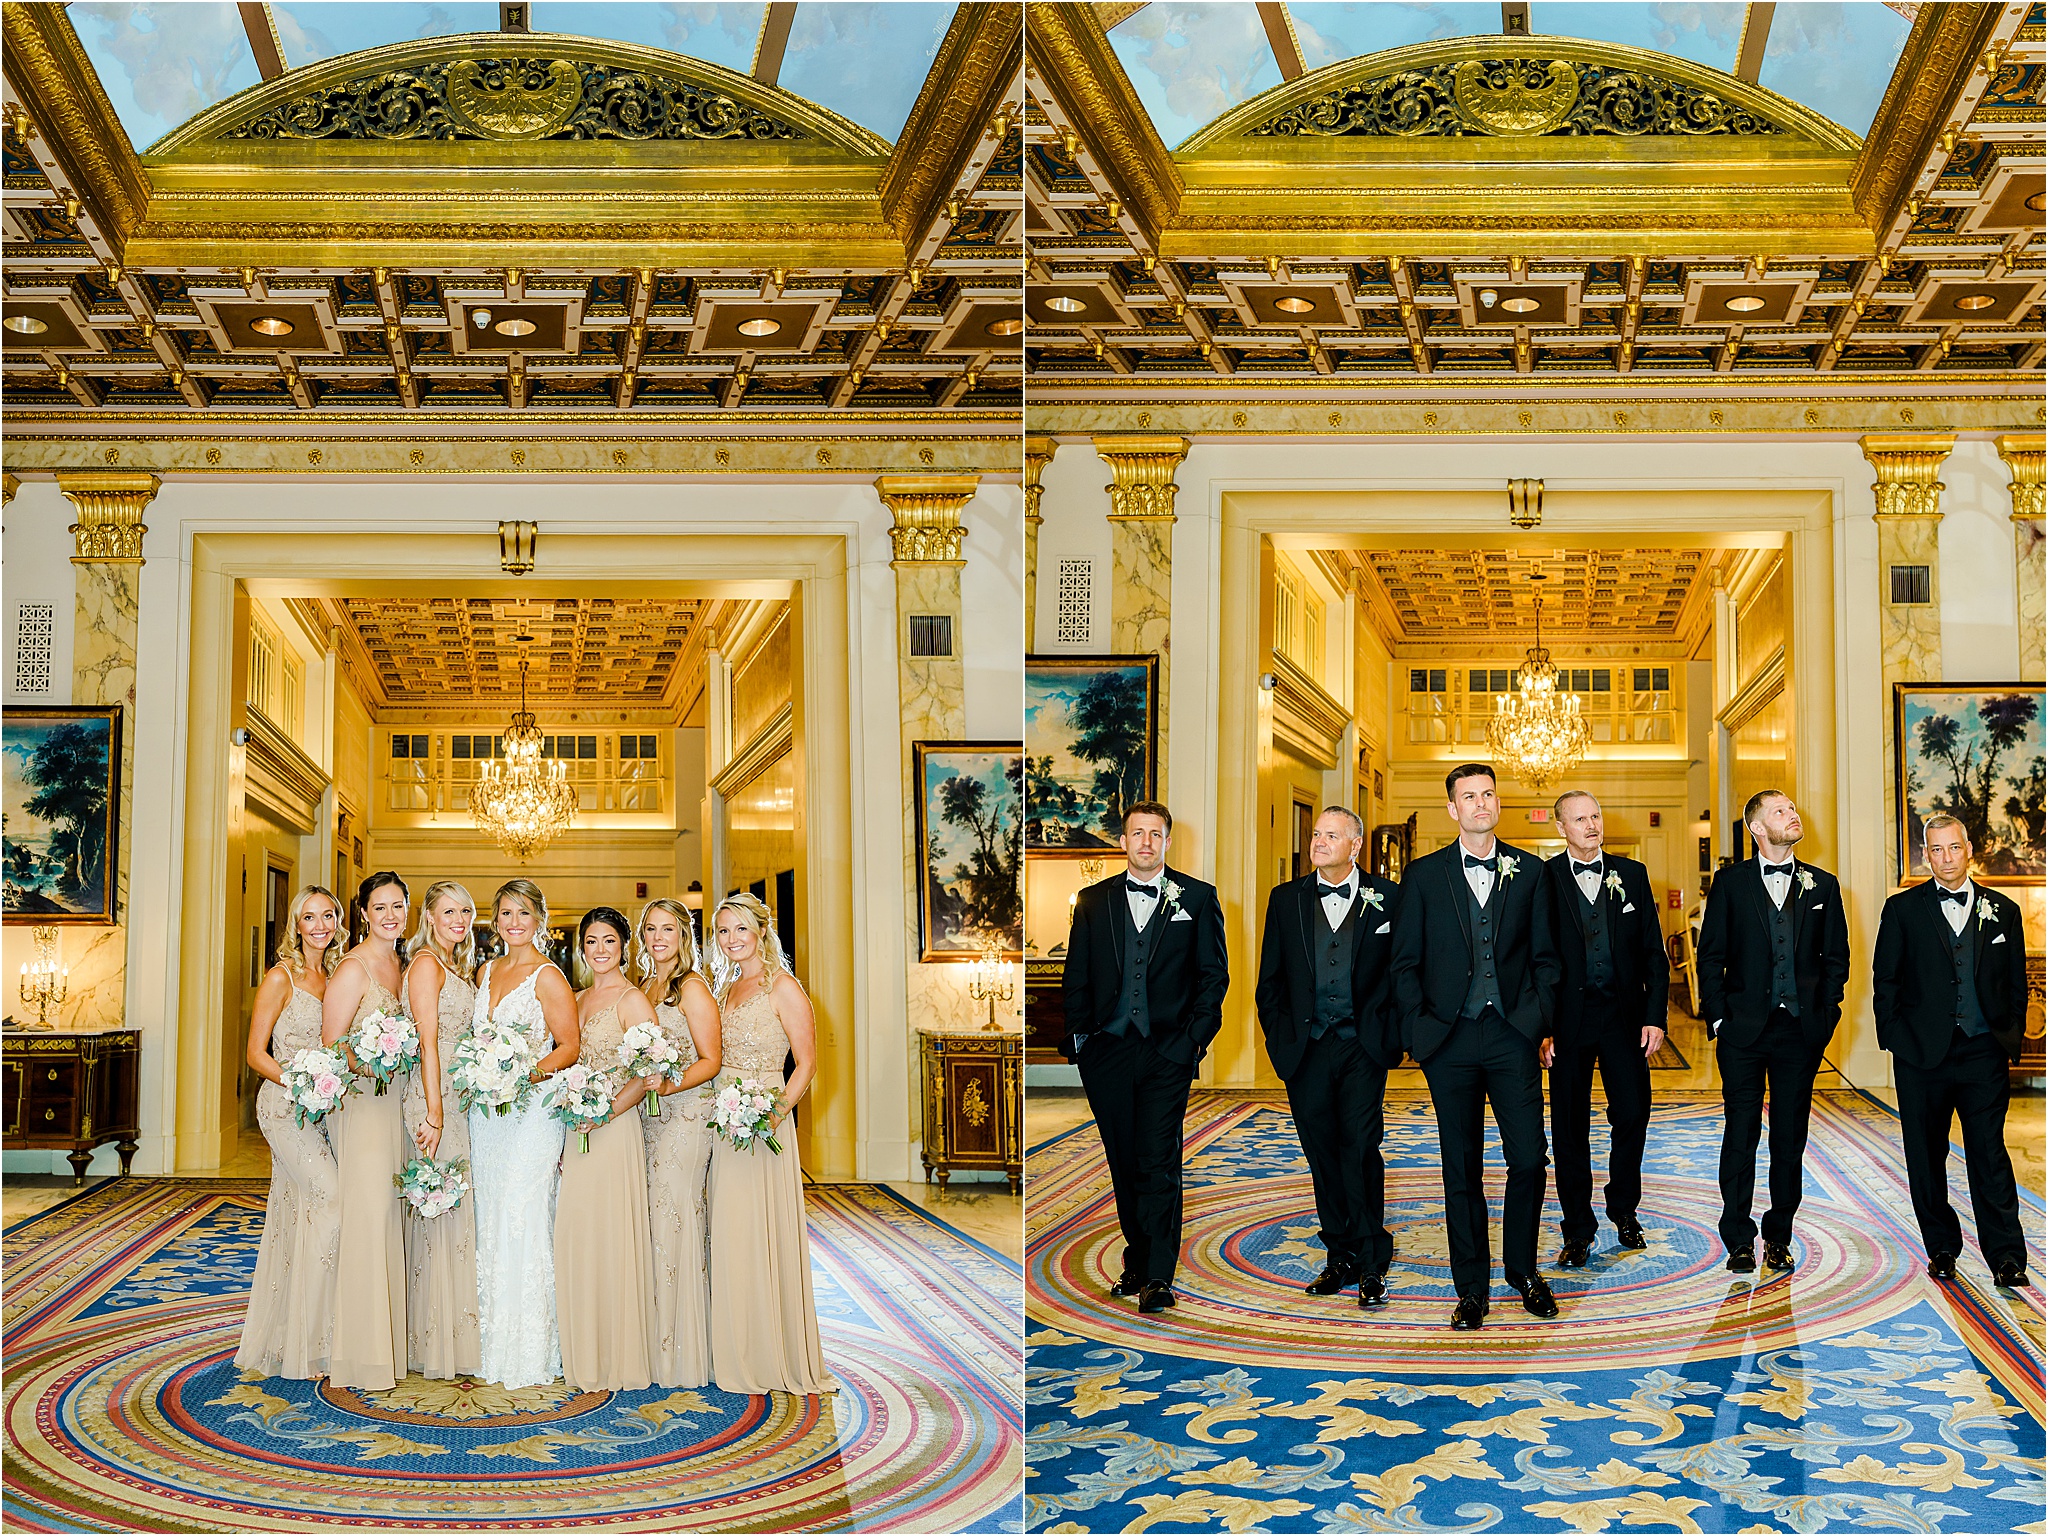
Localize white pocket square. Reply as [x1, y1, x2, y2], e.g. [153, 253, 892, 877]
[1170, 909, 1193, 922]
[1622, 903, 1636, 914]
[1993, 933, 2007, 944]
[1375, 921, 1391, 935]
[1813, 903, 1824, 910]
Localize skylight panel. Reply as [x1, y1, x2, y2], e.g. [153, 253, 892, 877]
[777, 2, 955, 144]
[1109, 2, 1281, 151]
[72, 2, 264, 151]
[1289, 3, 1500, 72]
[269, 3, 501, 68]
[1756, 1, 1912, 137]
[528, 3, 765, 73]
[1531, 2, 1746, 72]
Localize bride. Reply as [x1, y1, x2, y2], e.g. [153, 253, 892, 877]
[468, 878, 580, 1389]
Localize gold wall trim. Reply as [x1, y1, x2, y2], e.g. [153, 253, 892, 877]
[243, 702, 330, 836]
[1025, 2, 1183, 241]
[1851, 0, 2000, 233]
[1718, 645, 1787, 734]
[0, 2, 150, 246]
[1270, 651, 1349, 771]
[880, 2, 1020, 245]
[711, 701, 794, 799]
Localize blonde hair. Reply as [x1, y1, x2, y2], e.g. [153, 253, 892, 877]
[492, 877, 549, 931]
[636, 896, 703, 1008]
[411, 880, 477, 980]
[709, 892, 790, 1003]
[275, 885, 346, 980]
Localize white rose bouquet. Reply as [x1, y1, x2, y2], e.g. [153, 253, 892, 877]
[618, 1020, 683, 1118]
[451, 1021, 541, 1116]
[279, 1045, 351, 1127]
[393, 1156, 471, 1219]
[549, 1062, 617, 1153]
[346, 1007, 419, 1095]
[710, 1076, 784, 1156]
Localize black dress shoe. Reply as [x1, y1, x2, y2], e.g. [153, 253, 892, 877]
[1927, 1251, 1958, 1281]
[1993, 1260, 2028, 1289]
[1304, 1261, 1361, 1296]
[1137, 1280, 1177, 1314]
[1763, 1241, 1795, 1272]
[1726, 1246, 1757, 1273]
[1450, 1294, 1488, 1331]
[1614, 1217, 1647, 1250]
[1556, 1239, 1591, 1269]
[1508, 1272, 1560, 1319]
[1109, 1271, 1143, 1298]
[1356, 1274, 1388, 1309]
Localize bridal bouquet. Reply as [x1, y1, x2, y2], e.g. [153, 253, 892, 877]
[279, 1045, 351, 1127]
[710, 1076, 784, 1156]
[393, 1156, 471, 1219]
[618, 1020, 683, 1118]
[452, 1022, 542, 1115]
[347, 1007, 419, 1095]
[549, 1063, 617, 1153]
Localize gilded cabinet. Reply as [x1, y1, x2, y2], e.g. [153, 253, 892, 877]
[3, 1029, 141, 1184]
[918, 1027, 1022, 1193]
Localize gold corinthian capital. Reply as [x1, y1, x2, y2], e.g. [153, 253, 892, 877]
[876, 475, 979, 565]
[1095, 435, 1188, 522]
[56, 470, 161, 564]
[1860, 433, 1955, 521]
[1997, 434, 2044, 523]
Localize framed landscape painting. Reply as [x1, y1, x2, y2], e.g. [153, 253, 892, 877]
[1025, 654, 1158, 854]
[1894, 683, 2044, 885]
[915, 741, 1023, 962]
[3, 705, 122, 924]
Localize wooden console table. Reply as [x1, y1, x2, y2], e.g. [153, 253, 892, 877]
[3, 1027, 141, 1183]
[917, 1026, 1022, 1192]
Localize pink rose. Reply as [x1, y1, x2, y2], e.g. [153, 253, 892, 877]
[378, 1030, 401, 1054]
[313, 1072, 343, 1099]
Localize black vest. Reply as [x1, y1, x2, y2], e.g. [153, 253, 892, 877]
[1110, 887, 1154, 1039]
[1577, 869, 1615, 994]
[1311, 890, 1359, 1041]
[1943, 896, 1991, 1039]
[1765, 873, 1800, 1017]
[1460, 870, 1507, 1020]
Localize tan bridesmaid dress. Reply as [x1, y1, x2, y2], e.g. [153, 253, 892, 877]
[400, 964, 481, 1380]
[326, 978, 409, 1392]
[643, 998, 714, 1388]
[707, 980, 834, 1396]
[235, 981, 341, 1380]
[554, 1002, 658, 1392]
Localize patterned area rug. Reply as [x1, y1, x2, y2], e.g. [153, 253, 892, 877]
[1027, 1091, 2044, 1533]
[5, 1179, 1021, 1533]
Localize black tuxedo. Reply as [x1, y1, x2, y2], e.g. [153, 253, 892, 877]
[1062, 866, 1229, 1285]
[1254, 869, 1402, 1276]
[1695, 855, 1852, 1250]
[1388, 838, 1560, 1294]
[1542, 851, 1669, 1245]
[1873, 880, 2028, 1268]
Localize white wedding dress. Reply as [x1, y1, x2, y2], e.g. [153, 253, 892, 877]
[469, 960, 567, 1388]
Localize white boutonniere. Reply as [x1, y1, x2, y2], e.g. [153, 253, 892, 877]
[1160, 878, 1183, 916]
[1796, 869, 1815, 894]
[1604, 871, 1625, 899]
[1362, 887, 1385, 911]
[1496, 853, 1519, 882]
[1976, 896, 1995, 929]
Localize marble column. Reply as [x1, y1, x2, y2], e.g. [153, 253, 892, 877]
[1095, 434, 1188, 799]
[1998, 433, 2044, 683]
[1023, 436, 1055, 652]
[1860, 434, 1952, 876]
[56, 470, 160, 1029]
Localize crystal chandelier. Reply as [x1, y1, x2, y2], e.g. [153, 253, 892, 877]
[470, 653, 577, 860]
[1486, 575, 1590, 792]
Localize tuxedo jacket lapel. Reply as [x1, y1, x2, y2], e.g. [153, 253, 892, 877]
[1296, 879, 1316, 972]
[1445, 853, 1474, 952]
[1970, 886, 1995, 967]
[1106, 882, 1126, 972]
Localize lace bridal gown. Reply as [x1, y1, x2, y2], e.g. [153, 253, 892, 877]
[469, 960, 567, 1388]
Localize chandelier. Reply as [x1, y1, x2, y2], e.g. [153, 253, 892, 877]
[1485, 575, 1590, 792]
[469, 652, 577, 860]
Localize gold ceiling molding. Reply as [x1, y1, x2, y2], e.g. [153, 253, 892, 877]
[0, 2, 150, 247]
[1024, 2, 1183, 244]
[1851, 0, 2002, 232]
[55, 469, 159, 563]
[879, 2, 1021, 247]
[153, 35, 888, 158]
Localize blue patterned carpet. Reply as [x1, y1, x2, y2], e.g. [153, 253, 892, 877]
[1026, 1092, 2045, 1533]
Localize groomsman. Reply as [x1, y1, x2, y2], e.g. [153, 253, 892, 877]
[1390, 763, 1562, 1330]
[1542, 791, 1670, 1267]
[1873, 814, 2029, 1287]
[1061, 801, 1230, 1315]
[1254, 807, 1403, 1309]
[1696, 789, 1850, 1273]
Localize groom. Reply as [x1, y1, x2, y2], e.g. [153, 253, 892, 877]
[1062, 801, 1230, 1315]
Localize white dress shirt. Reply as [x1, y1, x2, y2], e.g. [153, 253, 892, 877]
[1935, 877, 1975, 936]
[1460, 837, 1499, 907]
[1570, 854, 1604, 905]
[1759, 853, 1796, 909]
[1126, 871, 1164, 932]
[1316, 867, 1357, 932]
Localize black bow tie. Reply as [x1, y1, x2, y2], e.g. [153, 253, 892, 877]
[1126, 881, 1159, 898]
[1316, 882, 1352, 901]
[1939, 887, 1971, 905]
[1463, 854, 1496, 872]
[1571, 861, 1602, 877]
[1762, 861, 1794, 877]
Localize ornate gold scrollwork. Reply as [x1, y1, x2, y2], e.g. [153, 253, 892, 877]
[1452, 59, 1579, 135]
[877, 475, 979, 564]
[446, 59, 584, 140]
[961, 1077, 991, 1129]
[57, 470, 160, 564]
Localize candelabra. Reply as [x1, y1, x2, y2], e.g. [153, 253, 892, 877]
[19, 926, 67, 1030]
[967, 939, 1015, 1032]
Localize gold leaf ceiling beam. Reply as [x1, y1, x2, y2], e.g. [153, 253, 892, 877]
[0, 2, 150, 255]
[880, 1, 1023, 251]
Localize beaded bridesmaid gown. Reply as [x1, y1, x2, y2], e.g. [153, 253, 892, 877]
[235, 981, 340, 1380]
[326, 978, 409, 1392]
[400, 964, 481, 1380]
[706, 981, 834, 1396]
[643, 998, 713, 1388]
[554, 1002, 658, 1391]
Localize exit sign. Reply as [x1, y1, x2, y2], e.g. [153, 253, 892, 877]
[1528, 808, 1549, 822]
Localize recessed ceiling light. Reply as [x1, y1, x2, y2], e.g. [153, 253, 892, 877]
[1723, 294, 1766, 312]
[1275, 295, 1315, 314]
[736, 317, 783, 338]
[1501, 296, 1542, 314]
[249, 314, 295, 336]
[1044, 295, 1086, 313]
[493, 317, 537, 337]
[987, 316, 1024, 336]
[1953, 292, 1997, 311]
[472, 308, 493, 329]
[2027, 191, 2046, 212]
[4, 314, 49, 335]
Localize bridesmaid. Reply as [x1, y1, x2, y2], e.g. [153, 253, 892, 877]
[636, 898, 722, 1388]
[235, 885, 346, 1380]
[555, 906, 660, 1392]
[400, 880, 480, 1381]
[705, 893, 834, 1396]
[321, 871, 412, 1393]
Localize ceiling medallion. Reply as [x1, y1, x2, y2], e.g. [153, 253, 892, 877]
[1723, 294, 1766, 313]
[1485, 577, 1590, 792]
[4, 314, 49, 335]
[249, 315, 296, 336]
[493, 316, 538, 337]
[1044, 295, 1086, 313]
[470, 653, 578, 860]
[1500, 296, 1542, 314]
[1953, 293, 1996, 311]
[1275, 296, 1316, 314]
[736, 317, 783, 337]
[987, 317, 1025, 336]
